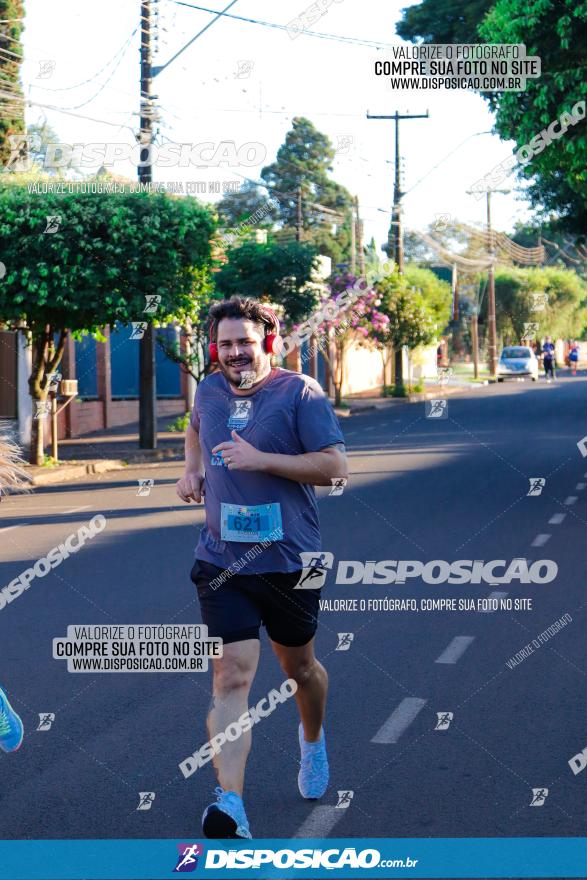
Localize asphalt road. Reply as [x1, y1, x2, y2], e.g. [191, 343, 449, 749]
[2, 371, 587, 852]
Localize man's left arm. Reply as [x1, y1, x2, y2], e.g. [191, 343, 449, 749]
[212, 432, 348, 486]
[259, 441, 348, 485]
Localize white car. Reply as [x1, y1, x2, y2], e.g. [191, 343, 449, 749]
[497, 346, 539, 381]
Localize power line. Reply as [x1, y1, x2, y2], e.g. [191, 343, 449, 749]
[153, 0, 240, 77]
[31, 29, 138, 94]
[164, 0, 397, 50]
[46, 33, 137, 111]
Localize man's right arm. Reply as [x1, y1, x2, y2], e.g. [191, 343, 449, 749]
[176, 422, 206, 503]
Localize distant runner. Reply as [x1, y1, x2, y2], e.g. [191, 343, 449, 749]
[542, 336, 556, 382]
[176, 296, 348, 839]
[569, 341, 580, 376]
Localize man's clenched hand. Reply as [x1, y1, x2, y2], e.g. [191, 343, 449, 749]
[176, 471, 206, 503]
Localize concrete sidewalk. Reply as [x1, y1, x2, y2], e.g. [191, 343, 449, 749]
[24, 382, 485, 486]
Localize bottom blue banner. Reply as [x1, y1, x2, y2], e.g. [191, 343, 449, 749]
[0, 838, 586, 879]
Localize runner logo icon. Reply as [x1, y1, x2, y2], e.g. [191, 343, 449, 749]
[336, 790, 354, 808]
[174, 843, 203, 872]
[426, 399, 448, 419]
[294, 552, 334, 589]
[435, 712, 453, 730]
[527, 478, 545, 496]
[36, 713, 55, 731]
[530, 788, 548, 806]
[136, 792, 156, 811]
[329, 477, 347, 496]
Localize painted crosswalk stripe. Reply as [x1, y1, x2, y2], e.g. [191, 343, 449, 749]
[0, 524, 27, 534]
[63, 505, 92, 515]
[531, 534, 551, 547]
[549, 513, 566, 525]
[371, 697, 427, 744]
[576, 483, 586, 491]
[293, 806, 346, 838]
[435, 636, 475, 665]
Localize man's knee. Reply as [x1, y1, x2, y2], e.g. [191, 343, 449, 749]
[281, 657, 320, 687]
[213, 657, 254, 697]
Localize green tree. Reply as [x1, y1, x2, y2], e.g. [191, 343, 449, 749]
[404, 265, 453, 332]
[214, 238, 320, 323]
[0, 0, 25, 168]
[376, 269, 439, 392]
[487, 265, 587, 344]
[396, 0, 587, 235]
[216, 180, 276, 230]
[0, 176, 214, 463]
[396, 0, 492, 44]
[261, 117, 354, 263]
[478, 0, 587, 234]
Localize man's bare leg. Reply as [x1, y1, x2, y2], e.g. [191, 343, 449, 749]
[208, 639, 260, 795]
[270, 638, 328, 742]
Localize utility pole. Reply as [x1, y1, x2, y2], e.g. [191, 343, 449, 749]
[355, 195, 365, 276]
[138, 0, 157, 449]
[366, 110, 429, 274]
[350, 200, 356, 275]
[471, 310, 479, 380]
[133, 0, 239, 449]
[466, 186, 509, 378]
[296, 186, 303, 242]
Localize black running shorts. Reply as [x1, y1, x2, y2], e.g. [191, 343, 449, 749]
[190, 559, 321, 647]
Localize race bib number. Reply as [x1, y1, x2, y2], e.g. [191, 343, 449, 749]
[220, 502, 283, 543]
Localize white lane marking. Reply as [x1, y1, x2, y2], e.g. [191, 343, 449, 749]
[364, 426, 375, 432]
[435, 636, 475, 665]
[293, 806, 346, 838]
[576, 483, 586, 491]
[531, 533, 551, 547]
[345, 431, 357, 437]
[549, 513, 566, 525]
[478, 591, 508, 613]
[0, 524, 27, 534]
[63, 505, 92, 515]
[371, 697, 427, 744]
[564, 496, 578, 506]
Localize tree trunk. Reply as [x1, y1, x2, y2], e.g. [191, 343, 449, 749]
[334, 337, 346, 407]
[394, 346, 404, 392]
[28, 326, 68, 465]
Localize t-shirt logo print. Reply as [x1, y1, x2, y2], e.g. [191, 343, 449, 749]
[295, 551, 334, 589]
[228, 399, 253, 430]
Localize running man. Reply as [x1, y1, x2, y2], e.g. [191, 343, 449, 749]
[542, 336, 556, 382]
[0, 435, 27, 753]
[569, 340, 580, 376]
[176, 297, 348, 839]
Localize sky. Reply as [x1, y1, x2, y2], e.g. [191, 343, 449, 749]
[19, 0, 536, 256]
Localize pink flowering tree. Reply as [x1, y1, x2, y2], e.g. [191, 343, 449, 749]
[296, 273, 391, 406]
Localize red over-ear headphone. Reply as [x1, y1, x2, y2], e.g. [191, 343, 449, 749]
[208, 306, 280, 363]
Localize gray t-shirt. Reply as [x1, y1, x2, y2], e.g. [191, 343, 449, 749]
[190, 367, 344, 573]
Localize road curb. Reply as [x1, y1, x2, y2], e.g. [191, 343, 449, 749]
[27, 446, 184, 486]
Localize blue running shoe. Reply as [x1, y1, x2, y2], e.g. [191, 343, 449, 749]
[202, 786, 252, 839]
[298, 723, 329, 799]
[0, 687, 23, 753]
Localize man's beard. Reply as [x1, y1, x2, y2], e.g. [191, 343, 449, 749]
[219, 354, 262, 388]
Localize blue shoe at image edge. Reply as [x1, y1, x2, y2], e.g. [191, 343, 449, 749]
[298, 723, 329, 799]
[202, 786, 252, 839]
[0, 687, 24, 753]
